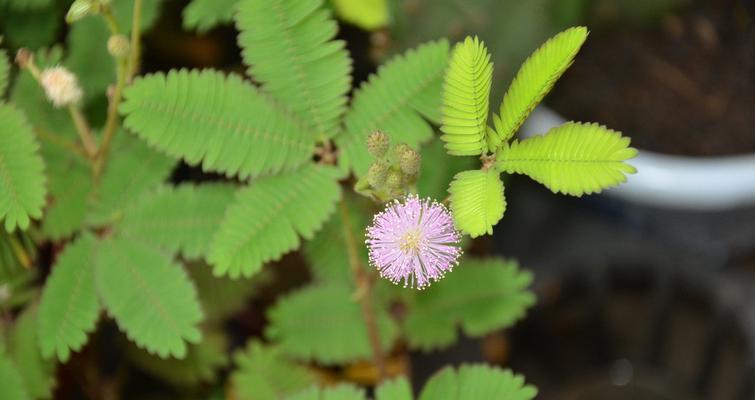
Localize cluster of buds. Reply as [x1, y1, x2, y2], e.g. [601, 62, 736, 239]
[357, 131, 422, 201]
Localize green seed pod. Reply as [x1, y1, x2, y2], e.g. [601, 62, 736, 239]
[367, 160, 389, 188]
[107, 35, 130, 59]
[367, 130, 390, 158]
[399, 148, 421, 175]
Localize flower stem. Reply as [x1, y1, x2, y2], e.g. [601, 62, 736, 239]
[339, 199, 387, 380]
[127, 0, 143, 82]
[68, 106, 98, 159]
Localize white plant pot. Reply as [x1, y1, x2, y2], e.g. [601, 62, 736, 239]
[520, 106, 755, 211]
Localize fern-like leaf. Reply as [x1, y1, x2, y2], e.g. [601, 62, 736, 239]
[497, 122, 637, 196]
[495, 26, 588, 144]
[120, 69, 313, 179]
[209, 164, 341, 278]
[288, 385, 367, 400]
[0, 346, 29, 400]
[37, 233, 100, 362]
[448, 169, 505, 237]
[236, 0, 352, 138]
[117, 184, 236, 261]
[404, 258, 534, 351]
[0, 104, 46, 232]
[336, 40, 449, 176]
[266, 284, 398, 364]
[418, 365, 537, 400]
[376, 377, 413, 400]
[95, 238, 203, 359]
[7, 306, 57, 399]
[231, 340, 317, 400]
[182, 0, 237, 32]
[440, 36, 492, 156]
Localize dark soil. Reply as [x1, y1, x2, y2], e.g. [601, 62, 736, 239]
[548, 0, 755, 156]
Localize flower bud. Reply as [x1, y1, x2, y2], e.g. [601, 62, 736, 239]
[385, 169, 403, 191]
[393, 143, 412, 160]
[66, 0, 97, 23]
[367, 130, 389, 158]
[367, 160, 389, 188]
[40, 67, 83, 108]
[399, 148, 421, 175]
[107, 35, 130, 59]
[15, 49, 32, 68]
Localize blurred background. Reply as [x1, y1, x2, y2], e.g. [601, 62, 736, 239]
[2, 0, 754, 399]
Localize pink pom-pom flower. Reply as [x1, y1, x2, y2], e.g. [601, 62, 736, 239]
[366, 195, 462, 289]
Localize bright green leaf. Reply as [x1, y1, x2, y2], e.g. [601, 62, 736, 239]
[37, 233, 100, 362]
[405, 258, 534, 351]
[231, 340, 317, 400]
[0, 346, 29, 400]
[266, 284, 398, 364]
[182, 0, 238, 32]
[419, 365, 537, 400]
[209, 164, 341, 278]
[288, 385, 366, 400]
[95, 238, 203, 359]
[448, 169, 505, 237]
[331, 0, 388, 30]
[497, 121, 638, 196]
[120, 69, 314, 179]
[494, 26, 588, 143]
[440, 36, 492, 156]
[376, 376, 413, 400]
[8, 306, 57, 399]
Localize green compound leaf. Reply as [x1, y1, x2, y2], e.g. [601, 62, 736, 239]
[331, 0, 388, 30]
[231, 340, 317, 400]
[209, 164, 341, 278]
[336, 40, 449, 176]
[88, 133, 175, 226]
[418, 365, 537, 400]
[126, 332, 228, 386]
[37, 233, 100, 362]
[266, 284, 398, 364]
[376, 376, 413, 400]
[0, 345, 30, 400]
[440, 36, 493, 156]
[0, 48, 9, 98]
[8, 306, 57, 399]
[404, 258, 534, 351]
[117, 184, 236, 261]
[448, 169, 505, 238]
[497, 122, 638, 196]
[188, 262, 270, 325]
[494, 26, 588, 144]
[182, 0, 238, 32]
[288, 385, 366, 400]
[95, 238, 203, 359]
[120, 69, 314, 179]
[237, 0, 352, 138]
[40, 155, 91, 240]
[0, 104, 46, 232]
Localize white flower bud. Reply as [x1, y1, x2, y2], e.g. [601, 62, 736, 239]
[40, 67, 83, 108]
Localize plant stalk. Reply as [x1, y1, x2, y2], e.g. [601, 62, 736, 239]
[68, 106, 98, 158]
[339, 199, 387, 380]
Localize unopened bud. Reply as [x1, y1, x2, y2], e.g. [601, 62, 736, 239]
[393, 143, 412, 160]
[399, 148, 421, 175]
[385, 169, 403, 191]
[367, 130, 389, 158]
[368, 160, 389, 188]
[66, 0, 96, 23]
[107, 35, 130, 59]
[15, 48, 32, 68]
[40, 67, 83, 107]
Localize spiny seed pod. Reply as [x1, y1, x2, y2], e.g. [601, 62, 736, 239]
[385, 169, 404, 191]
[367, 130, 389, 158]
[367, 160, 389, 188]
[107, 35, 130, 59]
[399, 148, 421, 175]
[40, 67, 83, 108]
[393, 143, 412, 160]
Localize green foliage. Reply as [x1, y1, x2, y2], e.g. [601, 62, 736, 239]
[417, 139, 477, 201]
[375, 376, 413, 400]
[404, 258, 534, 350]
[188, 262, 268, 325]
[182, 0, 238, 32]
[288, 385, 366, 400]
[336, 40, 449, 176]
[236, 0, 352, 138]
[494, 26, 588, 144]
[37, 234, 99, 362]
[126, 332, 228, 386]
[418, 365, 537, 400]
[120, 69, 314, 179]
[331, 0, 388, 30]
[266, 284, 398, 364]
[88, 133, 175, 226]
[448, 169, 505, 238]
[0, 49, 9, 98]
[95, 238, 202, 359]
[0, 103, 46, 232]
[0, 345, 29, 400]
[209, 164, 341, 278]
[117, 184, 236, 261]
[498, 122, 638, 196]
[440, 36, 492, 156]
[65, 17, 114, 101]
[0, 4, 63, 50]
[40, 156, 91, 240]
[231, 341, 317, 400]
[6, 306, 56, 399]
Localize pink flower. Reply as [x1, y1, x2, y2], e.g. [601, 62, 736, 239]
[366, 195, 462, 289]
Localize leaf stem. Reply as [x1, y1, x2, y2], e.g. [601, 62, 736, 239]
[339, 199, 387, 380]
[68, 106, 98, 158]
[127, 0, 143, 82]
